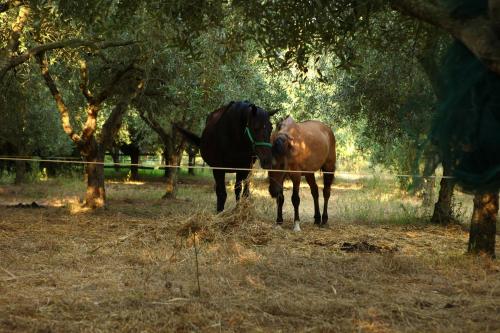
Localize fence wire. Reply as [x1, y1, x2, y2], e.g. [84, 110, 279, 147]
[0, 156, 455, 179]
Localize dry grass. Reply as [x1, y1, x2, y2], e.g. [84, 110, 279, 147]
[0, 175, 499, 332]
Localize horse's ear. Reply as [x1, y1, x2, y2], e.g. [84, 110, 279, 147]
[268, 109, 279, 117]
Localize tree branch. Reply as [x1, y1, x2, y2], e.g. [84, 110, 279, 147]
[389, 0, 460, 34]
[489, 0, 500, 32]
[80, 62, 141, 142]
[100, 79, 145, 149]
[0, 38, 136, 80]
[35, 53, 82, 145]
[391, 0, 500, 75]
[93, 62, 137, 105]
[416, 31, 445, 100]
[8, 4, 30, 56]
[137, 109, 170, 144]
[79, 59, 94, 103]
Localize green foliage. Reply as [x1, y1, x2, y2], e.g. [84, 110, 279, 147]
[0, 71, 73, 157]
[233, 0, 381, 72]
[328, 16, 443, 189]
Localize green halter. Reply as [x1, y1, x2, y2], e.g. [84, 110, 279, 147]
[244, 127, 272, 148]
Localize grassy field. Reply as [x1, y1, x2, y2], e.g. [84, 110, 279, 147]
[0, 171, 499, 332]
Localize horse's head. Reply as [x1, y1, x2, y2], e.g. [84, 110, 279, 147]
[267, 132, 292, 198]
[245, 105, 277, 169]
[271, 132, 292, 168]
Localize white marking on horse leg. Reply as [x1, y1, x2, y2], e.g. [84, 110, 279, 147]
[293, 221, 301, 232]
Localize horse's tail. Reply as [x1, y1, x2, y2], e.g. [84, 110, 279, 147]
[174, 124, 201, 147]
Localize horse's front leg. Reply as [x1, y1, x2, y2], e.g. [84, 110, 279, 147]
[291, 174, 301, 232]
[269, 171, 285, 227]
[235, 171, 250, 201]
[213, 170, 227, 213]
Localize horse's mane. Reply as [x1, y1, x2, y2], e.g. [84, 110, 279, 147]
[205, 101, 236, 124]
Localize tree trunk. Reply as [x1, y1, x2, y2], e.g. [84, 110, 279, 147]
[431, 162, 456, 224]
[14, 159, 26, 184]
[422, 177, 436, 207]
[129, 147, 140, 181]
[412, 151, 439, 205]
[83, 142, 106, 208]
[468, 192, 498, 257]
[110, 147, 121, 172]
[188, 146, 196, 176]
[43, 161, 58, 177]
[163, 149, 182, 199]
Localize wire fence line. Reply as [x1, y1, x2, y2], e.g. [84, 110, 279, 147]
[0, 156, 455, 179]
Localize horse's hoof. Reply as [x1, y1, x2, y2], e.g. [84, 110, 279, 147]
[293, 223, 301, 232]
[274, 224, 283, 229]
[319, 223, 329, 229]
[314, 219, 321, 225]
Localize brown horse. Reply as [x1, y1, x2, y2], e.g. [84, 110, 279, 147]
[268, 116, 336, 231]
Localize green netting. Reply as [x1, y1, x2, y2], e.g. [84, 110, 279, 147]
[432, 38, 500, 193]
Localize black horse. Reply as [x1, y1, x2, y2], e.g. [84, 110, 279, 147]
[176, 101, 277, 212]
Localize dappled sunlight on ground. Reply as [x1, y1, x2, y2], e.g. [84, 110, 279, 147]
[333, 182, 364, 191]
[38, 196, 82, 209]
[67, 199, 93, 214]
[107, 180, 146, 185]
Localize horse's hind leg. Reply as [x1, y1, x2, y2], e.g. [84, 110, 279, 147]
[305, 173, 321, 225]
[235, 170, 250, 201]
[291, 174, 301, 232]
[213, 170, 227, 213]
[321, 169, 334, 225]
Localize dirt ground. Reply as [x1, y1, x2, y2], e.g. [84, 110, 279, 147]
[0, 175, 499, 332]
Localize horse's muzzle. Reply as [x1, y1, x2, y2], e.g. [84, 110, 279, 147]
[254, 146, 273, 170]
[259, 157, 273, 170]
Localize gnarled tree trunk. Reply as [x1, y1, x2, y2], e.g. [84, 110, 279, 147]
[431, 161, 456, 224]
[187, 145, 197, 176]
[83, 141, 106, 208]
[163, 149, 182, 199]
[14, 159, 26, 184]
[109, 146, 121, 172]
[468, 192, 498, 257]
[421, 151, 440, 206]
[37, 51, 143, 209]
[129, 147, 140, 181]
[120, 143, 140, 181]
[137, 110, 187, 199]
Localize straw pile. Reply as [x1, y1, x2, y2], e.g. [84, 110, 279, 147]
[176, 197, 273, 247]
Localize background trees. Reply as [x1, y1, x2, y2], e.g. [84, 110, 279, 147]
[1, 0, 499, 255]
[232, 0, 500, 255]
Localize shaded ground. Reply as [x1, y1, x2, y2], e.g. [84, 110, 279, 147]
[0, 175, 499, 332]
